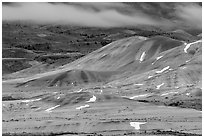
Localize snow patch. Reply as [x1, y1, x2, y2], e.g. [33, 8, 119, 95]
[76, 104, 90, 110]
[138, 36, 147, 40]
[45, 105, 60, 112]
[76, 89, 83, 93]
[183, 42, 187, 45]
[37, 34, 47, 37]
[86, 95, 96, 103]
[134, 83, 144, 86]
[129, 94, 149, 99]
[184, 40, 202, 53]
[148, 76, 153, 79]
[156, 55, 163, 60]
[139, 52, 146, 63]
[21, 98, 41, 103]
[156, 83, 164, 89]
[152, 55, 163, 65]
[100, 89, 103, 94]
[156, 66, 170, 74]
[161, 92, 178, 96]
[130, 122, 146, 130]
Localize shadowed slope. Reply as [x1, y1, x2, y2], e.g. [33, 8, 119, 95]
[16, 69, 117, 87]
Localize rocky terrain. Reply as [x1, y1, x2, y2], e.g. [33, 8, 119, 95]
[2, 20, 202, 136]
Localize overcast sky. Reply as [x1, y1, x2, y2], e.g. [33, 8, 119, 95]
[2, 2, 202, 29]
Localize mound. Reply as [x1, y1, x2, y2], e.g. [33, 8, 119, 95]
[16, 69, 117, 87]
[4, 35, 184, 86]
[61, 35, 183, 72]
[4, 35, 201, 90]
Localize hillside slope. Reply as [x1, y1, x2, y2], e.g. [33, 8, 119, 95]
[2, 34, 202, 136]
[5, 35, 200, 87]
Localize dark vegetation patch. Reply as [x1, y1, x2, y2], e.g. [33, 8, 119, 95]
[2, 132, 102, 136]
[3, 130, 201, 136]
[137, 96, 202, 111]
[150, 130, 201, 136]
[2, 59, 32, 74]
[2, 95, 25, 101]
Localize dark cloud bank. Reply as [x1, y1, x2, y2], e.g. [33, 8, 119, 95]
[2, 2, 202, 30]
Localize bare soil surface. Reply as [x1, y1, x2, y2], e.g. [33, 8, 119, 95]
[2, 84, 202, 136]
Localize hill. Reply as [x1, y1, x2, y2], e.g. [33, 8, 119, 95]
[2, 23, 202, 136]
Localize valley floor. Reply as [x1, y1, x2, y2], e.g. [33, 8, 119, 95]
[2, 84, 202, 136]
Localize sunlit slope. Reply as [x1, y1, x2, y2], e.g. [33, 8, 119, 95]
[109, 39, 201, 87]
[105, 40, 202, 109]
[62, 36, 183, 71]
[4, 36, 201, 89]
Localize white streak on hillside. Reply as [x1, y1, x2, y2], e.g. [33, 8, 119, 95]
[76, 104, 90, 110]
[86, 95, 96, 103]
[184, 40, 202, 53]
[152, 55, 163, 64]
[45, 105, 60, 112]
[156, 55, 163, 60]
[53, 92, 58, 94]
[161, 92, 178, 96]
[76, 89, 83, 93]
[156, 83, 164, 89]
[129, 94, 149, 99]
[21, 98, 41, 103]
[148, 76, 153, 79]
[130, 122, 146, 130]
[156, 66, 170, 74]
[37, 34, 47, 37]
[138, 36, 147, 40]
[139, 52, 146, 63]
[134, 83, 144, 86]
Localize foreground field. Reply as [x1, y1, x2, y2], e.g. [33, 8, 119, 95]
[2, 84, 202, 136]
